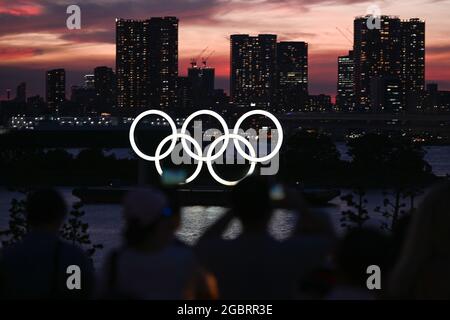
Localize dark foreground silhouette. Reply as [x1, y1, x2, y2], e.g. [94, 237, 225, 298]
[0, 179, 449, 300]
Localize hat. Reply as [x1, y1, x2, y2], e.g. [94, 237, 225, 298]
[123, 188, 169, 227]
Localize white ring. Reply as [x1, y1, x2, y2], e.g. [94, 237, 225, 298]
[129, 109, 283, 186]
[232, 110, 283, 163]
[206, 134, 256, 186]
[154, 133, 203, 185]
[129, 110, 177, 161]
[180, 110, 230, 162]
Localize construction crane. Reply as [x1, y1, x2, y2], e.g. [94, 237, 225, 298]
[191, 47, 209, 68]
[336, 27, 352, 45]
[202, 50, 215, 67]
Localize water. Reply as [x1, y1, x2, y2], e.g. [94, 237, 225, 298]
[0, 187, 416, 269]
[67, 144, 450, 177]
[0, 145, 448, 269]
[335, 143, 450, 177]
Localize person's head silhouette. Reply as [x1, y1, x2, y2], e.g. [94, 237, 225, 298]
[122, 188, 178, 251]
[26, 189, 68, 232]
[231, 175, 272, 233]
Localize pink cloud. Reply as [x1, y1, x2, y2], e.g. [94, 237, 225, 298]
[0, 0, 43, 16]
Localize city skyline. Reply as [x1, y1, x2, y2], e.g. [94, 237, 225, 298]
[1, 0, 450, 101]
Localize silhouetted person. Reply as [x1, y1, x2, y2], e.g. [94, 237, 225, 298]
[0, 189, 94, 299]
[326, 228, 390, 300]
[97, 188, 217, 299]
[195, 176, 333, 299]
[389, 181, 450, 299]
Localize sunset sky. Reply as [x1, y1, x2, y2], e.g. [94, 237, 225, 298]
[1, 0, 450, 100]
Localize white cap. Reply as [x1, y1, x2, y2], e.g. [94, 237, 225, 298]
[123, 188, 169, 227]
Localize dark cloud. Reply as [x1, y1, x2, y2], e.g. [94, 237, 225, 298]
[1, 0, 449, 100]
[0, 0, 370, 37]
[427, 44, 450, 55]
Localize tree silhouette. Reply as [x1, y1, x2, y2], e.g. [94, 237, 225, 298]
[0, 192, 103, 258]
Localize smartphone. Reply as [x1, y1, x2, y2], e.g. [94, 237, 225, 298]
[270, 183, 286, 201]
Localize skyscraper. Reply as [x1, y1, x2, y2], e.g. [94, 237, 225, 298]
[94, 66, 116, 112]
[353, 15, 402, 112]
[336, 50, 355, 111]
[148, 17, 179, 109]
[277, 41, 308, 112]
[370, 76, 402, 112]
[230, 34, 277, 109]
[401, 18, 425, 111]
[116, 19, 151, 109]
[353, 15, 425, 113]
[177, 76, 193, 109]
[116, 17, 178, 110]
[46, 68, 66, 113]
[188, 65, 215, 109]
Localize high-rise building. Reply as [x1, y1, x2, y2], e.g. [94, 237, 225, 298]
[71, 85, 96, 114]
[46, 68, 66, 113]
[308, 94, 333, 112]
[277, 41, 308, 112]
[353, 15, 402, 112]
[177, 76, 193, 109]
[188, 65, 215, 109]
[148, 17, 179, 109]
[116, 17, 178, 110]
[370, 76, 402, 112]
[353, 15, 425, 113]
[230, 34, 277, 109]
[423, 83, 450, 112]
[94, 66, 116, 112]
[336, 50, 355, 111]
[401, 18, 425, 111]
[15, 82, 26, 103]
[116, 19, 151, 109]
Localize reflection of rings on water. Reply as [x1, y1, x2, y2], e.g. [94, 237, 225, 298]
[129, 109, 283, 186]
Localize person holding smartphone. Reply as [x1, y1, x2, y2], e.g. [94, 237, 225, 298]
[195, 176, 335, 299]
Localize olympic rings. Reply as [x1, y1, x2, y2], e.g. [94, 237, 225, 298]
[180, 109, 230, 162]
[206, 133, 256, 186]
[233, 110, 283, 163]
[129, 110, 177, 161]
[154, 133, 203, 184]
[129, 109, 283, 186]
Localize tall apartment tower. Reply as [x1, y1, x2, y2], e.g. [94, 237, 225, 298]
[353, 15, 402, 112]
[116, 17, 178, 110]
[116, 19, 150, 109]
[188, 66, 215, 109]
[336, 50, 355, 111]
[46, 68, 66, 113]
[353, 15, 425, 113]
[401, 18, 425, 111]
[277, 41, 308, 112]
[94, 66, 116, 112]
[230, 34, 277, 109]
[148, 17, 179, 109]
